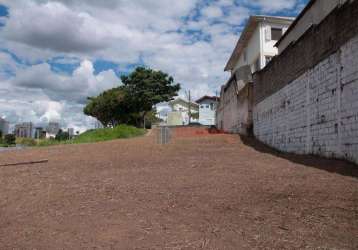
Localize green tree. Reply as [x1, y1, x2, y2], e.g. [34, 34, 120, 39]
[84, 87, 130, 127]
[55, 129, 70, 141]
[4, 134, 16, 145]
[121, 67, 180, 127]
[84, 67, 180, 128]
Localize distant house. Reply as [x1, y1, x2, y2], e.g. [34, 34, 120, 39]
[15, 122, 34, 138]
[196, 96, 219, 126]
[167, 98, 199, 126]
[68, 128, 75, 138]
[35, 127, 46, 139]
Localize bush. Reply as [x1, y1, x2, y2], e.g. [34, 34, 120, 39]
[73, 125, 146, 144]
[55, 129, 70, 141]
[37, 138, 69, 147]
[4, 134, 16, 145]
[16, 137, 37, 146]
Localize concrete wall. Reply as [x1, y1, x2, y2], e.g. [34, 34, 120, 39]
[167, 112, 184, 126]
[278, 0, 349, 54]
[254, 0, 358, 105]
[253, 1, 358, 164]
[216, 80, 253, 135]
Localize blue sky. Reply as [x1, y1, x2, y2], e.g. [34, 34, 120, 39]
[0, 0, 308, 131]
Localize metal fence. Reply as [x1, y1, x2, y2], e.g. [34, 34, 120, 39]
[157, 126, 171, 144]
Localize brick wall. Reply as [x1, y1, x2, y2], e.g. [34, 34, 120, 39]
[254, 34, 358, 164]
[254, 0, 358, 105]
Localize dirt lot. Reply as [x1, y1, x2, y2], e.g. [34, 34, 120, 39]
[0, 129, 357, 249]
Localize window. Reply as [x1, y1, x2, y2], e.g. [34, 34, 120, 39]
[200, 105, 204, 109]
[210, 103, 214, 110]
[271, 28, 283, 41]
[265, 56, 273, 65]
[206, 105, 210, 109]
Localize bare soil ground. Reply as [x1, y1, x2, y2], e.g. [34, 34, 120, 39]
[0, 128, 357, 249]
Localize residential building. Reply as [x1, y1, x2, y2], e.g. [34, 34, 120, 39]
[217, 15, 293, 134]
[167, 112, 183, 126]
[68, 128, 74, 138]
[276, 0, 350, 53]
[0, 117, 9, 135]
[224, 15, 294, 75]
[15, 122, 34, 138]
[196, 96, 219, 126]
[167, 98, 199, 126]
[34, 127, 46, 139]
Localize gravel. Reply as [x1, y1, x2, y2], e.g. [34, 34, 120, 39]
[0, 129, 357, 249]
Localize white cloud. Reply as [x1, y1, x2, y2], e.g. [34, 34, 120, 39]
[202, 5, 223, 19]
[0, 58, 120, 130]
[0, 0, 304, 129]
[2, 1, 111, 53]
[12, 60, 120, 103]
[246, 0, 298, 12]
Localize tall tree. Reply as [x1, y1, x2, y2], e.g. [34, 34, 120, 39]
[84, 67, 180, 128]
[84, 87, 129, 127]
[121, 67, 180, 127]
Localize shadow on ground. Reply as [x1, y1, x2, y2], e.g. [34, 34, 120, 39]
[240, 135, 358, 178]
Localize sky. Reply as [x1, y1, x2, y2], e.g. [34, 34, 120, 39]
[0, 0, 308, 132]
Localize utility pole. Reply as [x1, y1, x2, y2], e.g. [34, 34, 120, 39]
[186, 90, 191, 125]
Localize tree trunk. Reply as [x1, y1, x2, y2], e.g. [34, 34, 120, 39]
[142, 112, 147, 129]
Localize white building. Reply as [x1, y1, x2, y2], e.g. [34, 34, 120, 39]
[224, 15, 294, 75]
[217, 15, 293, 134]
[15, 122, 34, 138]
[34, 127, 46, 139]
[196, 96, 219, 126]
[0, 117, 9, 135]
[68, 128, 74, 138]
[167, 98, 199, 126]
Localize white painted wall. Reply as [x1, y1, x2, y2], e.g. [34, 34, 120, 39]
[233, 21, 291, 74]
[168, 100, 199, 125]
[254, 34, 358, 164]
[233, 26, 261, 73]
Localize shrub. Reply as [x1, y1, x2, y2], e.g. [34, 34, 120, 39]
[4, 134, 16, 145]
[55, 129, 70, 141]
[16, 137, 37, 146]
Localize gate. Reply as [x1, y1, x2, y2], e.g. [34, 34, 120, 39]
[157, 126, 171, 144]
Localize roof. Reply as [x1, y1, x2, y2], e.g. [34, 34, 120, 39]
[196, 96, 220, 103]
[224, 15, 294, 72]
[275, 0, 316, 47]
[169, 98, 199, 107]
